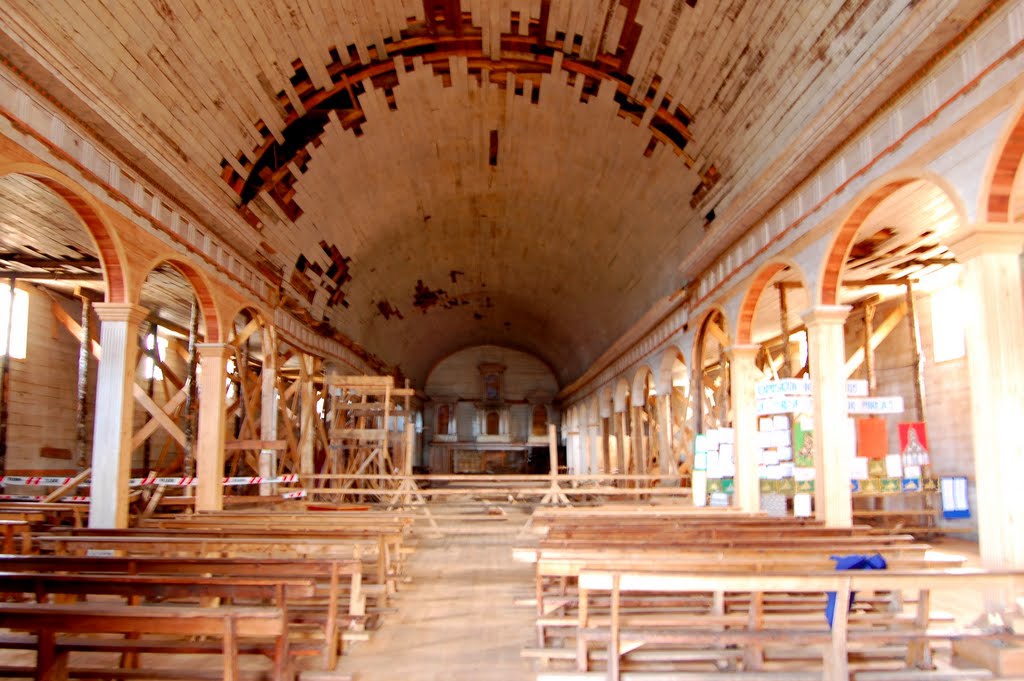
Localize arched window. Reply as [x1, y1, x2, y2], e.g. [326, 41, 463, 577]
[436, 404, 450, 435]
[485, 410, 500, 435]
[531, 405, 547, 436]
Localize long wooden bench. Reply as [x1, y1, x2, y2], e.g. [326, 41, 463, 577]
[0, 601, 291, 680]
[515, 508, 968, 655]
[0, 555, 364, 671]
[34, 533, 402, 600]
[561, 568, 1024, 681]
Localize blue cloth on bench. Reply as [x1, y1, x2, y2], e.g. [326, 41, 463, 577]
[825, 553, 887, 629]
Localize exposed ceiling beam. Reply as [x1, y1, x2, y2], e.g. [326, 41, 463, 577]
[0, 271, 104, 281]
[0, 255, 101, 269]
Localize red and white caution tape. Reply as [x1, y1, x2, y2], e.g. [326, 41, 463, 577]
[1, 473, 302, 488]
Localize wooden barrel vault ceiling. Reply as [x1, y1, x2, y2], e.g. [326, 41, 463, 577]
[0, 0, 990, 386]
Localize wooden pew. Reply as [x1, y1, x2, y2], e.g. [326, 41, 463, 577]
[0, 502, 86, 528]
[515, 508, 967, 656]
[34, 533, 402, 600]
[0, 555, 364, 671]
[0, 601, 291, 680]
[0, 521, 31, 555]
[563, 568, 1024, 681]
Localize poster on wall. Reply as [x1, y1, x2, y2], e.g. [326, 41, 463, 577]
[899, 422, 930, 467]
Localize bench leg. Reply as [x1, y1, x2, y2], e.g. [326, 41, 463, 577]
[608, 576, 621, 681]
[907, 589, 934, 669]
[743, 591, 765, 670]
[323, 564, 341, 670]
[36, 631, 68, 681]
[823, 582, 851, 681]
[223, 615, 239, 681]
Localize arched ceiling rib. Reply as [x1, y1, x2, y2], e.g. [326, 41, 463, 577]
[0, 0, 991, 386]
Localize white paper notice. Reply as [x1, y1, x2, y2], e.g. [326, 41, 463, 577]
[851, 457, 869, 481]
[794, 494, 813, 518]
[718, 428, 735, 444]
[778, 446, 793, 461]
[903, 465, 921, 480]
[794, 467, 816, 481]
[885, 454, 903, 478]
[693, 470, 708, 507]
[773, 415, 790, 431]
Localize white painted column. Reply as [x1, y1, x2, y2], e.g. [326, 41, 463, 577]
[947, 223, 1024, 583]
[195, 343, 231, 512]
[259, 326, 278, 495]
[802, 305, 853, 527]
[729, 344, 762, 513]
[88, 303, 148, 529]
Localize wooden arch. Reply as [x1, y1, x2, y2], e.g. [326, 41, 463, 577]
[985, 105, 1024, 223]
[820, 172, 967, 306]
[0, 164, 128, 302]
[139, 256, 223, 344]
[735, 258, 809, 346]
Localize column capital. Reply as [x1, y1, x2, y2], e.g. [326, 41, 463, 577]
[196, 342, 234, 360]
[800, 304, 851, 327]
[728, 344, 761, 362]
[945, 222, 1024, 261]
[92, 302, 149, 326]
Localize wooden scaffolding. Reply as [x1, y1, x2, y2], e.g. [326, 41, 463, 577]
[321, 375, 415, 501]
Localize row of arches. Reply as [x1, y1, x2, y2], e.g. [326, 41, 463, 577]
[0, 150, 363, 527]
[561, 96, 1024, 565]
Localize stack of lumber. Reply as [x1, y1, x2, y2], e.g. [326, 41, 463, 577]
[513, 505, 1021, 680]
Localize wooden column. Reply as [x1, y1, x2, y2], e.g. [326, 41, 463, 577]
[802, 305, 853, 528]
[592, 422, 605, 474]
[862, 298, 877, 394]
[776, 283, 791, 378]
[656, 393, 673, 477]
[88, 303, 148, 528]
[904, 280, 927, 422]
[73, 293, 92, 468]
[947, 223, 1024, 586]
[297, 354, 317, 477]
[259, 326, 278, 495]
[730, 344, 762, 513]
[615, 411, 628, 476]
[195, 343, 231, 513]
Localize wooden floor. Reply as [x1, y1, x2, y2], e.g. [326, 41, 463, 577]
[342, 524, 537, 680]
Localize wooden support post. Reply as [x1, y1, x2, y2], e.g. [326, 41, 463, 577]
[259, 325, 278, 495]
[548, 422, 558, 477]
[195, 343, 231, 513]
[297, 354, 316, 478]
[0, 275, 14, 471]
[616, 411, 628, 477]
[182, 300, 199, 479]
[904, 279, 926, 422]
[656, 393, 673, 477]
[74, 293, 92, 468]
[776, 282, 791, 378]
[143, 323, 157, 472]
[863, 297, 877, 394]
[89, 303, 149, 528]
